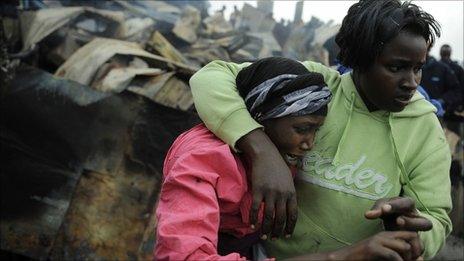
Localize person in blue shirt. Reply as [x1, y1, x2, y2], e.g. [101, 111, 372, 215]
[420, 50, 461, 114]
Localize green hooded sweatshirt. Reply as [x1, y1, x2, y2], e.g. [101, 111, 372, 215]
[189, 60, 452, 259]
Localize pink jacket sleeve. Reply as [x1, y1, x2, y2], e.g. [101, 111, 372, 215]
[154, 149, 247, 261]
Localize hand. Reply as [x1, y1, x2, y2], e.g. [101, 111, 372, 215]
[236, 129, 297, 239]
[329, 231, 419, 261]
[285, 231, 419, 261]
[365, 197, 433, 259]
[365, 197, 432, 231]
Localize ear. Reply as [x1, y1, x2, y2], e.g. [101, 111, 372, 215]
[261, 120, 269, 131]
[261, 118, 278, 134]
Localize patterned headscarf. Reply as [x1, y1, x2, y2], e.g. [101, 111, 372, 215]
[244, 73, 332, 122]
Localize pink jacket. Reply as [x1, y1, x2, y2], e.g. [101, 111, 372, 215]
[154, 124, 264, 260]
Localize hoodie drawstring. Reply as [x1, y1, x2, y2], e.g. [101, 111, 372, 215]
[333, 92, 355, 165]
[388, 114, 431, 215]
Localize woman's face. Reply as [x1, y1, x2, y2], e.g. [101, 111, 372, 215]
[263, 114, 326, 166]
[357, 31, 427, 112]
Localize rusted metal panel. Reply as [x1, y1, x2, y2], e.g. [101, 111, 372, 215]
[0, 163, 80, 259]
[50, 168, 159, 260]
[1, 65, 200, 259]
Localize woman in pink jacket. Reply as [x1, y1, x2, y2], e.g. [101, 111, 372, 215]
[155, 57, 331, 260]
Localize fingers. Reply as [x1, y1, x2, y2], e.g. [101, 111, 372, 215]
[261, 196, 276, 239]
[365, 209, 383, 219]
[251, 188, 298, 240]
[271, 199, 286, 239]
[284, 195, 298, 237]
[381, 238, 411, 258]
[388, 231, 422, 261]
[250, 191, 263, 229]
[396, 216, 433, 232]
[383, 215, 401, 231]
[384, 197, 416, 215]
[365, 197, 416, 220]
[402, 248, 413, 261]
[408, 236, 423, 260]
[388, 231, 418, 241]
[382, 235, 412, 251]
[375, 246, 404, 261]
[365, 198, 389, 219]
[379, 231, 418, 261]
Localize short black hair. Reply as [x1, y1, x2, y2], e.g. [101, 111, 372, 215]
[440, 44, 451, 57]
[335, 0, 440, 71]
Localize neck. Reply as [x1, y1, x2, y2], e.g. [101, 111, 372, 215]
[352, 70, 378, 112]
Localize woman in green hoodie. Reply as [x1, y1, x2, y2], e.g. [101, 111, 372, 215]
[189, 0, 451, 260]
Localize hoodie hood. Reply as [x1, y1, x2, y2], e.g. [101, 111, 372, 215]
[335, 73, 436, 182]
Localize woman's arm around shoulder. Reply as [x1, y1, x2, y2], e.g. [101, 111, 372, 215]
[189, 60, 298, 239]
[190, 60, 260, 149]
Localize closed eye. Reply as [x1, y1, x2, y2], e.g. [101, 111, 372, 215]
[294, 124, 322, 134]
[294, 126, 313, 134]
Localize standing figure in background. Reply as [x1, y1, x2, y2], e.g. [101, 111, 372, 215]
[420, 48, 461, 115]
[440, 44, 464, 118]
[440, 44, 464, 87]
[230, 5, 240, 28]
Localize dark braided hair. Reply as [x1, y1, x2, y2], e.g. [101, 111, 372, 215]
[335, 0, 440, 71]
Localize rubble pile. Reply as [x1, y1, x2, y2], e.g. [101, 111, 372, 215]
[0, 1, 340, 259]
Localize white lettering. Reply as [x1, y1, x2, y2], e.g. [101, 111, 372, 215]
[354, 169, 376, 189]
[373, 175, 393, 197]
[301, 152, 393, 199]
[334, 156, 366, 185]
[315, 157, 332, 176]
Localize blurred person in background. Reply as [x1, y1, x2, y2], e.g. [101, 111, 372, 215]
[440, 44, 464, 87]
[420, 47, 461, 118]
[439, 44, 464, 120]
